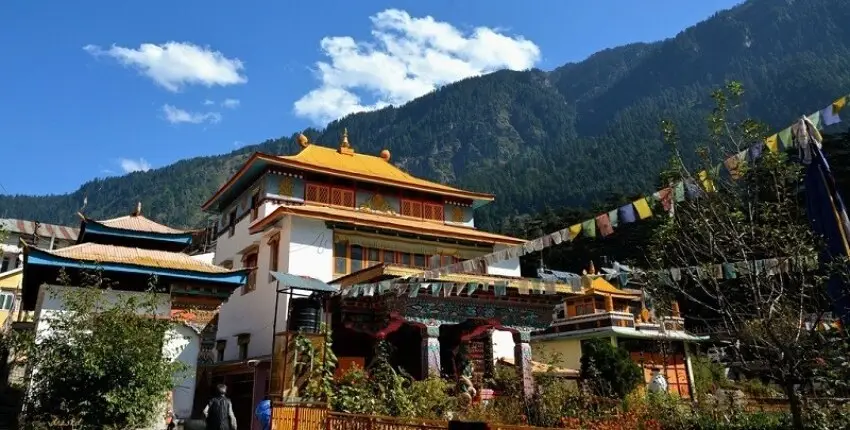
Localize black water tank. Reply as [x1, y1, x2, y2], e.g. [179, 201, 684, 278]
[289, 297, 321, 333]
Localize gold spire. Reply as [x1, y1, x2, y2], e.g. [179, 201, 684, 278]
[340, 128, 350, 148]
[338, 128, 354, 155]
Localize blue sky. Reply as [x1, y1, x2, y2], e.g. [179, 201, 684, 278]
[0, 0, 742, 196]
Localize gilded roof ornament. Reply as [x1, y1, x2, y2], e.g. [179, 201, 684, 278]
[297, 133, 310, 148]
[340, 128, 351, 148]
[338, 128, 355, 155]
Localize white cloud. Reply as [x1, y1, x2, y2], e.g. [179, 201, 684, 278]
[162, 104, 222, 124]
[203, 99, 215, 105]
[83, 42, 247, 92]
[119, 158, 152, 173]
[293, 9, 541, 124]
[221, 98, 240, 109]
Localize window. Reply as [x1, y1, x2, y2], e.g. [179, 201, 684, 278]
[268, 235, 280, 281]
[228, 209, 237, 237]
[423, 203, 444, 221]
[1, 257, 8, 273]
[215, 340, 227, 362]
[250, 191, 260, 221]
[237, 334, 250, 361]
[401, 199, 423, 218]
[306, 183, 354, 208]
[331, 241, 469, 276]
[0, 293, 13, 310]
[243, 252, 258, 294]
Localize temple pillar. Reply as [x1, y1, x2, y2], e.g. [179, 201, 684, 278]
[512, 330, 534, 398]
[420, 324, 442, 378]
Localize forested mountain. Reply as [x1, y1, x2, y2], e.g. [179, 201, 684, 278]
[2, 0, 850, 232]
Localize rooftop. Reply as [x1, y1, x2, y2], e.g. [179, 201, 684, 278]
[33, 243, 234, 274]
[0, 218, 78, 241]
[249, 203, 525, 246]
[83, 203, 189, 235]
[202, 133, 495, 211]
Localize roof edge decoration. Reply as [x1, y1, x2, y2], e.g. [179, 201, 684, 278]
[80, 218, 194, 245]
[249, 204, 525, 245]
[202, 147, 495, 212]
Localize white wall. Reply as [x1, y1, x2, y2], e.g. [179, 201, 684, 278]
[213, 215, 260, 266]
[164, 324, 200, 421]
[486, 244, 521, 277]
[215, 215, 336, 362]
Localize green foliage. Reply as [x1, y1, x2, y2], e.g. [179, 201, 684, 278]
[5, 0, 850, 232]
[692, 356, 732, 397]
[293, 324, 338, 403]
[12, 272, 185, 430]
[580, 338, 643, 399]
[330, 340, 456, 419]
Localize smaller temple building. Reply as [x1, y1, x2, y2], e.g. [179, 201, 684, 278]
[17, 205, 246, 423]
[532, 265, 706, 398]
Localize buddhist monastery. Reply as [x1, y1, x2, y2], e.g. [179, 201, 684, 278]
[532, 264, 706, 398]
[202, 131, 572, 427]
[17, 204, 246, 422]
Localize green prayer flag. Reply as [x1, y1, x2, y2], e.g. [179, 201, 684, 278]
[581, 219, 596, 238]
[607, 209, 619, 228]
[778, 127, 793, 150]
[808, 110, 822, 129]
[673, 181, 686, 202]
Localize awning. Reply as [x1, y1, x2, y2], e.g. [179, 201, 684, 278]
[270, 272, 339, 293]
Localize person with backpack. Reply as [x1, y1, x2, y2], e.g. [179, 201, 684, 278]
[254, 395, 271, 430]
[203, 384, 238, 430]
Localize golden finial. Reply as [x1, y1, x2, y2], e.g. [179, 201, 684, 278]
[297, 133, 310, 148]
[380, 149, 391, 161]
[340, 128, 350, 148]
[588, 261, 596, 275]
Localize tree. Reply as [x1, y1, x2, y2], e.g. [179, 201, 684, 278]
[13, 271, 184, 430]
[579, 338, 643, 399]
[646, 82, 849, 429]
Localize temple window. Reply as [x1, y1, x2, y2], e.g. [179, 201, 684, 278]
[400, 199, 423, 218]
[227, 209, 237, 237]
[423, 202, 444, 221]
[306, 183, 355, 208]
[242, 252, 258, 294]
[250, 191, 260, 221]
[237, 334, 250, 360]
[332, 241, 465, 276]
[215, 340, 226, 362]
[268, 234, 280, 279]
[0, 256, 8, 272]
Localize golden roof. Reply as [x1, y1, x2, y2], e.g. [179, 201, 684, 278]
[279, 144, 492, 201]
[96, 214, 187, 235]
[582, 277, 641, 299]
[42, 243, 233, 274]
[250, 203, 524, 245]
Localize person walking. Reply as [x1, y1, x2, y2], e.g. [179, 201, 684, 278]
[203, 384, 238, 430]
[254, 395, 271, 430]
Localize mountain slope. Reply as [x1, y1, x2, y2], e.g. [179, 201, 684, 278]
[3, 0, 850, 231]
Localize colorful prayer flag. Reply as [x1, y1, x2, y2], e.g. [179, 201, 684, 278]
[765, 134, 779, 152]
[778, 127, 793, 150]
[596, 213, 614, 237]
[673, 181, 686, 202]
[607, 209, 619, 228]
[581, 218, 596, 238]
[633, 197, 653, 220]
[808, 110, 822, 129]
[618, 204, 637, 223]
[568, 224, 582, 240]
[698, 170, 716, 192]
[823, 103, 842, 127]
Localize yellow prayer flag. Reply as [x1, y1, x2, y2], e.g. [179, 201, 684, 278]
[765, 134, 779, 153]
[698, 170, 716, 192]
[833, 96, 847, 115]
[633, 198, 653, 220]
[568, 224, 582, 240]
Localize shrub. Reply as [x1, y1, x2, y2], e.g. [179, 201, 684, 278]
[580, 338, 643, 399]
